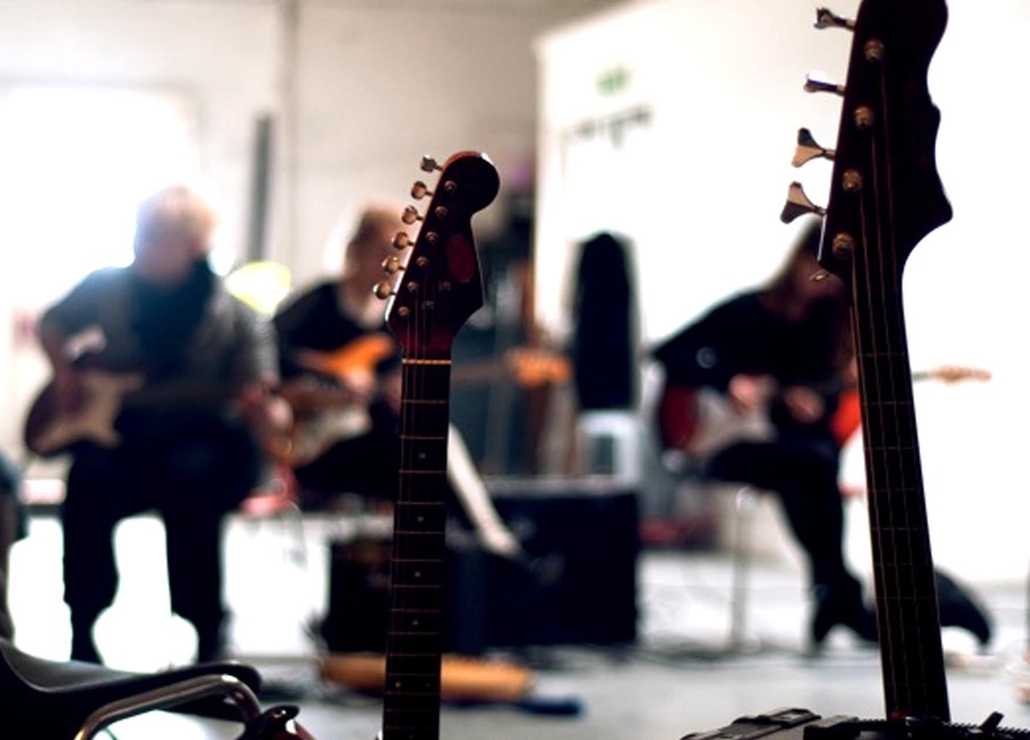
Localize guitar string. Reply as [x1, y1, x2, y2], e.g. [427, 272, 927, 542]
[867, 48, 914, 720]
[851, 38, 904, 717]
[855, 141, 901, 716]
[880, 41, 948, 722]
[387, 232, 426, 736]
[877, 53, 909, 716]
[388, 215, 448, 739]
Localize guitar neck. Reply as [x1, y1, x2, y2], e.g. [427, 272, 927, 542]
[382, 356, 453, 740]
[851, 270, 949, 720]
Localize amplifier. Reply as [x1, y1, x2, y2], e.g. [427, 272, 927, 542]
[320, 477, 639, 655]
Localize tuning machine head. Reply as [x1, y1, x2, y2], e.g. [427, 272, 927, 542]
[381, 255, 404, 275]
[814, 7, 855, 31]
[792, 127, 836, 167]
[373, 279, 395, 300]
[804, 71, 845, 97]
[411, 180, 433, 200]
[401, 205, 422, 225]
[780, 181, 826, 224]
[392, 232, 413, 251]
[420, 155, 443, 173]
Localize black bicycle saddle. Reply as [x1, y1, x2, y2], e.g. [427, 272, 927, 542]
[0, 638, 262, 737]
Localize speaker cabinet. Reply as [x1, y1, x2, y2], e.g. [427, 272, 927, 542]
[321, 477, 639, 655]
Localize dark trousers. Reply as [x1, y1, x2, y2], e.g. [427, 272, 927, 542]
[0, 496, 16, 640]
[704, 434, 857, 593]
[0, 452, 23, 640]
[291, 401, 400, 507]
[61, 418, 262, 662]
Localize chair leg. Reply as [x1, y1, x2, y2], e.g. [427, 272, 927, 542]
[727, 485, 755, 649]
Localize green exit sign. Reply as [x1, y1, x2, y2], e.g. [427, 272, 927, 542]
[597, 66, 630, 96]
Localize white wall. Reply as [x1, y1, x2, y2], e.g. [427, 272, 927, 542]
[536, 0, 1030, 583]
[0, 0, 281, 459]
[0, 0, 617, 457]
[285, 4, 597, 283]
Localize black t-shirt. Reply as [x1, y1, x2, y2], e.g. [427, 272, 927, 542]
[273, 280, 400, 381]
[652, 290, 843, 435]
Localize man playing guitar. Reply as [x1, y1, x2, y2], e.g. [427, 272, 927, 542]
[272, 204, 407, 505]
[272, 203, 520, 557]
[36, 183, 288, 664]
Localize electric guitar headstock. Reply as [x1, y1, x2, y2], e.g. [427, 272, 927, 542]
[782, 1, 952, 284]
[376, 151, 500, 358]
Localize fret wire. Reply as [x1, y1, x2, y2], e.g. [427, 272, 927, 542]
[402, 358, 452, 366]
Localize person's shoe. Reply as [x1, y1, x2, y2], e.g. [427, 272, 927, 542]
[936, 569, 992, 648]
[809, 583, 878, 653]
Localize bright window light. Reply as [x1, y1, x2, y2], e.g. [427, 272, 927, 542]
[0, 84, 202, 307]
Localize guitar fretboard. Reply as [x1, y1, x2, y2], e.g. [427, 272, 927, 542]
[851, 264, 948, 721]
[382, 359, 452, 740]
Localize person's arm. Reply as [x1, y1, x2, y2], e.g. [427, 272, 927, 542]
[652, 295, 769, 454]
[229, 300, 294, 461]
[37, 271, 110, 412]
[651, 298, 750, 394]
[271, 286, 324, 379]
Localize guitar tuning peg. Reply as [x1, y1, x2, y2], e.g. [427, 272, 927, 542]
[814, 7, 855, 31]
[392, 232, 413, 250]
[410, 180, 433, 200]
[780, 181, 826, 224]
[401, 206, 422, 225]
[381, 256, 404, 275]
[804, 72, 845, 97]
[420, 156, 442, 173]
[792, 127, 836, 167]
[373, 280, 395, 300]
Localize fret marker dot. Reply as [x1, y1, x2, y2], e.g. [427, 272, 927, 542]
[415, 570, 422, 578]
[418, 452, 426, 460]
[417, 516, 424, 523]
[412, 619, 420, 627]
[395, 680, 402, 689]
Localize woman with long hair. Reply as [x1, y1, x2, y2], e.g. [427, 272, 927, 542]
[652, 218, 876, 651]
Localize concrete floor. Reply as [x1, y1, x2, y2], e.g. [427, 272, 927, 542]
[7, 512, 1030, 739]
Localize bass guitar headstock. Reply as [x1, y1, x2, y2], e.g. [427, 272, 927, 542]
[782, 1, 956, 724]
[782, 0, 952, 285]
[375, 151, 500, 358]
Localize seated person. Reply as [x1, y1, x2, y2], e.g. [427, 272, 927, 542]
[36, 183, 287, 663]
[274, 204, 519, 556]
[273, 204, 405, 507]
[651, 218, 876, 651]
